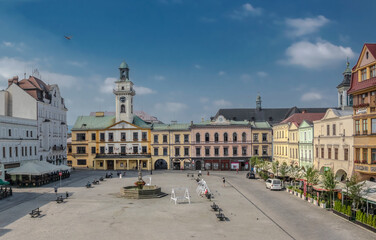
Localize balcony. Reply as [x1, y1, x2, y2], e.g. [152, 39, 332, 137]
[121, 139, 126, 142]
[108, 139, 114, 142]
[354, 162, 376, 174]
[95, 153, 151, 159]
[142, 138, 147, 142]
[133, 138, 138, 142]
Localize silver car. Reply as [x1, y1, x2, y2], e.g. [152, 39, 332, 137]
[265, 178, 282, 191]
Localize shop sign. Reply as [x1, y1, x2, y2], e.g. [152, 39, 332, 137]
[231, 163, 239, 170]
[356, 108, 367, 115]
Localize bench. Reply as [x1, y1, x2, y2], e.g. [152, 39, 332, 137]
[86, 183, 92, 188]
[216, 209, 226, 221]
[56, 196, 64, 203]
[211, 202, 219, 211]
[99, 177, 104, 181]
[29, 208, 41, 218]
[92, 180, 99, 185]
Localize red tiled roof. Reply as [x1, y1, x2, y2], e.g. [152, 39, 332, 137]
[348, 43, 376, 94]
[17, 76, 50, 101]
[280, 113, 325, 125]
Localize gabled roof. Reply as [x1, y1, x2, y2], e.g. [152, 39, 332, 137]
[18, 76, 51, 101]
[280, 112, 325, 125]
[72, 115, 151, 131]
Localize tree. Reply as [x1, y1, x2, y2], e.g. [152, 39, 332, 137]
[322, 168, 338, 209]
[280, 162, 288, 179]
[303, 166, 319, 194]
[347, 175, 365, 210]
[250, 156, 259, 170]
[272, 161, 280, 177]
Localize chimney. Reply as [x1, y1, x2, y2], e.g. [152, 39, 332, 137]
[8, 76, 18, 87]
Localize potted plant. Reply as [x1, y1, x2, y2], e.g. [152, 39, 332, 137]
[320, 200, 326, 209]
[307, 193, 313, 203]
[313, 195, 318, 205]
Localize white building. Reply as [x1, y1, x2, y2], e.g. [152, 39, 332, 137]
[6, 75, 68, 165]
[0, 79, 39, 180]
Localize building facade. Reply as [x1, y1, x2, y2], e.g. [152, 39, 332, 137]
[288, 122, 299, 166]
[313, 109, 354, 181]
[299, 120, 314, 170]
[348, 44, 376, 181]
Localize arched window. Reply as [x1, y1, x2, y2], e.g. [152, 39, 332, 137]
[205, 133, 210, 142]
[214, 133, 219, 142]
[224, 133, 228, 142]
[233, 132, 237, 142]
[121, 104, 125, 113]
[196, 133, 200, 143]
[242, 132, 246, 142]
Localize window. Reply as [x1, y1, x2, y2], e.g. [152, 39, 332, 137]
[9, 147, 12, 158]
[120, 104, 125, 113]
[355, 120, 360, 135]
[242, 146, 247, 156]
[196, 147, 201, 156]
[163, 147, 168, 156]
[91, 147, 96, 154]
[108, 132, 113, 141]
[184, 147, 189, 156]
[133, 132, 138, 140]
[184, 134, 189, 143]
[214, 133, 219, 142]
[121, 132, 126, 141]
[77, 147, 86, 154]
[100, 147, 105, 154]
[91, 133, 96, 141]
[205, 147, 210, 156]
[76, 133, 86, 141]
[242, 132, 246, 142]
[133, 146, 138, 154]
[163, 135, 168, 143]
[262, 133, 267, 142]
[332, 124, 336, 136]
[31, 131, 33, 138]
[361, 68, 367, 81]
[100, 133, 105, 141]
[253, 147, 259, 156]
[224, 133, 228, 142]
[142, 146, 147, 154]
[328, 148, 332, 159]
[327, 125, 330, 136]
[175, 134, 180, 143]
[223, 147, 228, 156]
[262, 146, 267, 156]
[334, 148, 338, 160]
[196, 133, 200, 143]
[233, 147, 238, 156]
[142, 132, 147, 140]
[154, 134, 158, 143]
[25, 147, 27, 156]
[253, 134, 258, 142]
[316, 148, 318, 158]
[309, 150, 312, 160]
[15, 147, 18, 157]
[121, 146, 126, 154]
[344, 149, 349, 161]
[214, 147, 219, 156]
[205, 133, 210, 142]
[356, 148, 360, 162]
[304, 132, 307, 141]
[175, 147, 180, 156]
[321, 148, 324, 158]
[372, 149, 376, 164]
[363, 148, 368, 163]
[372, 119, 376, 134]
[109, 146, 114, 154]
[363, 119, 368, 135]
[233, 133, 237, 142]
[8, 129, 11, 137]
[26, 131, 28, 137]
[77, 159, 87, 165]
[361, 93, 368, 104]
[371, 65, 376, 78]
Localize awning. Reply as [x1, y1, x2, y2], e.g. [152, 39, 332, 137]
[342, 180, 376, 203]
[7, 161, 71, 176]
[313, 182, 345, 192]
[0, 179, 10, 185]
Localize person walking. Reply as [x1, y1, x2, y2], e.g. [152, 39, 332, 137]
[54, 185, 58, 195]
[236, 168, 239, 174]
[222, 177, 226, 187]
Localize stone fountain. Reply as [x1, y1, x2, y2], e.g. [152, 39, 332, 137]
[121, 164, 163, 199]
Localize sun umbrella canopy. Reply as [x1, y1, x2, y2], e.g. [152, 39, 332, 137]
[313, 182, 345, 192]
[7, 161, 51, 175]
[0, 179, 10, 185]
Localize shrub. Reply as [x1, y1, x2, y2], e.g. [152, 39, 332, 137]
[368, 215, 373, 226]
[346, 206, 352, 217]
[362, 213, 367, 224]
[373, 215, 376, 228]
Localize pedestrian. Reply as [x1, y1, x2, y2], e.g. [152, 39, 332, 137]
[236, 168, 239, 174]
[222, 177, 226, 187]
[150, 169, 153, 175]
[54, 185, 58, 195]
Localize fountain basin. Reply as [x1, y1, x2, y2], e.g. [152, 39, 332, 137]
[121, 185, 162, 199]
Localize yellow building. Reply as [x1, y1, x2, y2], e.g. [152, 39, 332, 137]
[348, 44, 376, 181]
[151, 123, 191, 170]
[273, 123, 290, 165]
[288, 122, 299, 166]
[251, 122, 273, 161]
[68, 62, 153, 171]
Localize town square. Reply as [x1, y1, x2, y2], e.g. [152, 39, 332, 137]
[1, 0, 376, 239]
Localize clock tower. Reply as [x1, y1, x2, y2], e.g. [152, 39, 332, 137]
[114, 61, 135, 123]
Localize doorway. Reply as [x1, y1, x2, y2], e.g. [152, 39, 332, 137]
[107, 160, 114, 170]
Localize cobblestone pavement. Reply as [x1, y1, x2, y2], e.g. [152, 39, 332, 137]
[0, 170, 375, 240]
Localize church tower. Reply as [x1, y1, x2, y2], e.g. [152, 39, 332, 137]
[256, 94, 262, 111]
[114, 61, 135, 123]
[337, 60, 352, 110]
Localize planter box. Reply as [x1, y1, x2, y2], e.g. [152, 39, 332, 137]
[295, 192, 299, 196]
[313, 199, 318, 205]
[301, 195, 306, 200]
[308, 198, 313, 203]
[298, 193, 302, 198]
[354, 220, 376, 233]
[332, 210, 352, 221]
[320, 203, 326, 209]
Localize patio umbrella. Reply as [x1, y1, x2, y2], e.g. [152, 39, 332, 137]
[0, 179, 10, 185]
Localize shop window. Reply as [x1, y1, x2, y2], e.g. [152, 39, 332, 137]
[77, 159, 86, 165]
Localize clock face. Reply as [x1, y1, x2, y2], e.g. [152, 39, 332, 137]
[120, 97, 126, 103]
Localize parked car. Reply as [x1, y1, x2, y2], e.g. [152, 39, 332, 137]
[246, 171, 255, 179]
[265, 178, 282, 190]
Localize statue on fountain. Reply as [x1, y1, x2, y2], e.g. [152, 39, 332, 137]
[134, 163, 145, 189]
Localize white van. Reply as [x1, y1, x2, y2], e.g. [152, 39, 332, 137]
[265, 178, 282, 191]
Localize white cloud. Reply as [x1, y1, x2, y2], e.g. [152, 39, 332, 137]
[194, 64, 201, 69]
[100, 77, 116, 93]
[283, 40, 355, 69]
[301, 92, 323, 101]
[66, 61, 87, 68]
[257, 71, 268, 77]
[154, 75, 165, 81]
[241, 73, 252, 82]
[134, 86, 155, 95]
[2, 41, 14, 47]
[40, 71, 79, 88]
[285, 15, 329, 37]
[155, 102, 187, 112]
[230, 3, 262, 20]
[200, 97, 209, 103]
[218, 71, 226, 76]
[213, 99, 232, 107]
[94, 97, 105, 103]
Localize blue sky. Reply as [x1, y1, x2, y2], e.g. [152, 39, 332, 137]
[0, 0, 375, 125]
